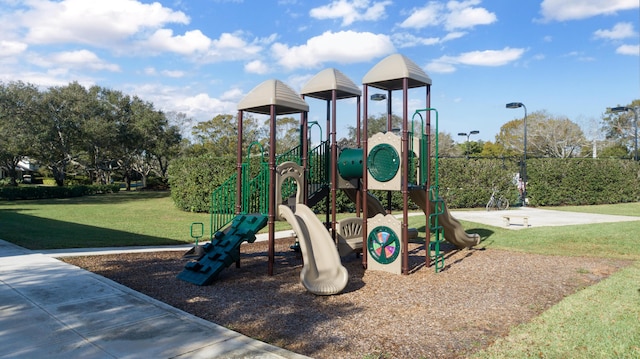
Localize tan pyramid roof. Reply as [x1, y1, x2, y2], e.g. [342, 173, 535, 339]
[301, 68, 361, 100]
[237, 79, 309, 115]
[362, 53, 432, 91]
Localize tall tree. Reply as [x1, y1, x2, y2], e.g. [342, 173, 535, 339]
[0, 81, 42, 185]
[34, 82, 89, 186]
[80, 86, 121, 184]
[148, 123, 182, 179]
[602, 99, 640, 158]
[191, 114, 266, 157]
[271, 116, 300, 154]
[497, 110, 587, 158]
[130, 107, 182, 187]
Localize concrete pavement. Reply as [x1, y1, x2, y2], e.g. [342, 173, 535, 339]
[450, 206, 640, 230]
[0, 239, 309, 359]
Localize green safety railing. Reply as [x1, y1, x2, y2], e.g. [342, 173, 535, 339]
[206, 139, 331, 238]
[307, 140, 330, 198]
[412, 108, 445, 272]
[241, 161, 269, 215]
[209, 173, 237, 238]
[276, 145, 302, 166]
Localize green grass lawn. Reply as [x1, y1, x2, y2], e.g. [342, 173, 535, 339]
[1, 192, 639, 358]
[0, 191, 211, 249]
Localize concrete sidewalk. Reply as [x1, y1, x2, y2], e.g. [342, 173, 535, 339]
[450, 206, 640, 230]
[0, 239, 308, 359]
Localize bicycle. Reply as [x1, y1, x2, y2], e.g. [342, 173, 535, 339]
[486, 187, 509, 211]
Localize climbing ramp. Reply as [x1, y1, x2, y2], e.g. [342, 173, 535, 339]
[177, 214, 268, 286]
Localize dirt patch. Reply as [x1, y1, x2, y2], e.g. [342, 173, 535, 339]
[61, 239, 628, 359]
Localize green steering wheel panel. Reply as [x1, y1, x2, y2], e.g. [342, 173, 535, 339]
[367, 225, 400, 264]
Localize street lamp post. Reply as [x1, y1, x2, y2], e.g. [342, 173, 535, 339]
[457, 130, 480, 159]
[610, 106, 639, 161]
[506, 102, 527, 206]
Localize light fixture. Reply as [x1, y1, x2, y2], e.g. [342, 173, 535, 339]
[370, 93, 386, 101]
[458, 130, 480, 159]
[610, 106, 638, 161]
[506, 101, 528, 206]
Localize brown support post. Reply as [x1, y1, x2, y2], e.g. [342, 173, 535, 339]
[386, 90, 393, 215]
[355, 95, 362, 217]
[401, 79, 409, 275]
[362, 86, 369, 269]
[235, 110, 244, 269]
[267, 105, 276, 276]
[301, 106, 309, 205]
[325, 100, 331, 228]
[331, 90, 338, 243]
[235, 111, 244, 216]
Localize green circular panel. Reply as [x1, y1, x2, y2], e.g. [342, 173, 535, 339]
[367, 226, 400, 265]
[367, 144, 399, 182]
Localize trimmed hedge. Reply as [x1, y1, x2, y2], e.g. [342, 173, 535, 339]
[168, 154, 236, 212]
[168, 154, 640, 212]
[528, 158, 640, 206]
[438, 158, 640, 207]
[0, 184, 121, 200]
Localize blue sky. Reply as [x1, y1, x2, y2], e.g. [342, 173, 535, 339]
[0, 0, 638, 143]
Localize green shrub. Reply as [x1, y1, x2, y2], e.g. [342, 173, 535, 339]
[168, 154, 236, 212]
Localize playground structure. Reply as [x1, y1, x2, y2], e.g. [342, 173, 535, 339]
[178, 53, 480, 294]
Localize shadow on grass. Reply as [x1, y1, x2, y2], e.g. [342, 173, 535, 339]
[0, 209, 184, 250]
[0, 190, 171, 206]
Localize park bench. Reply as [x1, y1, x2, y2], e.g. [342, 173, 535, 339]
[502, 215, 529, 228]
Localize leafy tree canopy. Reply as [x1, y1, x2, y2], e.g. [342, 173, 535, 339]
[497, 110, 587, 158]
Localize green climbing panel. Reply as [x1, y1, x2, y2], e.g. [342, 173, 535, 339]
[177, 214, 268, 286]
[367, 143, 400, 182]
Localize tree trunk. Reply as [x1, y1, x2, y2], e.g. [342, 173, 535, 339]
[51, 166, 65, 186]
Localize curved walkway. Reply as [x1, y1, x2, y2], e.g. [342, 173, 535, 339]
[0, 239, 308, 359]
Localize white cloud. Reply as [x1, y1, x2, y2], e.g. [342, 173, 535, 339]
[399, 2, 443, 29]
[132, 83, 238, 121]
[392, 31, 466, 48]
[271, 30, 395, 70]
[426, 47, 525, 73]
[197, 32, 274, 63]
[593, 22, 636, 40]
[445, 0, 497, 30]
[51, 50, 120, 72]
[244, 60, 270, 74]
[309, 0, 392, 26]
[392, 33, 441, 48]
[399, 0, 496, 31]
[145, 29, 211, 54]
[539, 0, 638, 22]
[161, 70, 185, 78]
[0, 40, 28, 57]
[144, 67, 157, 75]
[616, 44, 640, 56]
[561, 51, 595, 62]
[142, 67, 184, 77]
[21, 0, 189, 46]
[425, 61, 456, 74]
[220, 88, 244, 102]
[455, 47, 525, 66]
